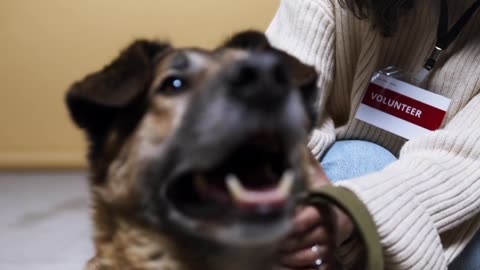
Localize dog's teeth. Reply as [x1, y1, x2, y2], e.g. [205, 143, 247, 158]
[278, 170, 294, 197]
[226, 172, 293, 207]
[226, 174, 246, 199]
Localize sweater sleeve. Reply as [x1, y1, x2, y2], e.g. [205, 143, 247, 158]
[265, 0, 336, 159]
[336, 93, 480, 269]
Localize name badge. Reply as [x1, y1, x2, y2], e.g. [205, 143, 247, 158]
[355, 72, 451, 140]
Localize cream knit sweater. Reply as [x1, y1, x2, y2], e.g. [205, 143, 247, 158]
[266, 0, 480, 269]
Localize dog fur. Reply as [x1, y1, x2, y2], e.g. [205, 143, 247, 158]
[66, 31, 319, 270]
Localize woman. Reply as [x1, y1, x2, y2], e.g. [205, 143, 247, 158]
[266, 0, 480, 269]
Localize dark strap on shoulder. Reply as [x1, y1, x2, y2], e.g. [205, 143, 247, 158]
[423, 0, 480, 71]
[436, 0, 480, 50]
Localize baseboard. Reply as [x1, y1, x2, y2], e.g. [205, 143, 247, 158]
[0, 152, 87, 170]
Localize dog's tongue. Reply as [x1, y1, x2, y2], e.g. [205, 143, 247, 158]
[225, 171, 293, 210]
[194, 172, 294, 210]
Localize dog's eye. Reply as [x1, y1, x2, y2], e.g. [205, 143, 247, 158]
[157, 76, 189, 95]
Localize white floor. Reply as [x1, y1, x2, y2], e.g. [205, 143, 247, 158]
[0, 171, 94, 270]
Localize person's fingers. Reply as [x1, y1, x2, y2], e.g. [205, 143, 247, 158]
[332, 206, 355, 245]
[280, 263, 331, 270]
[280, 226, 329, 252]
[307, 152, 331, 188]
[279, 244, 328, 268]
[302, 265, 330, 270]
[291, 206, 324, 235]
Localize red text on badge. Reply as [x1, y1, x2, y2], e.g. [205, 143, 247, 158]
[355, 73, 451, 140]
[362, 83, 446, 130]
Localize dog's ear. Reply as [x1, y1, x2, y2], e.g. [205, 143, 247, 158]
[220, 30, 272, 51]
[286, 56, 319, 128]
[66, 40, 171, 141]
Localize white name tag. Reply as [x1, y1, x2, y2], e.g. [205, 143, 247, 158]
[355, 73, 451, 140]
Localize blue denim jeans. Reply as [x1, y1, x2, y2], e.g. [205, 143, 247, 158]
[320, 140, 480, 270]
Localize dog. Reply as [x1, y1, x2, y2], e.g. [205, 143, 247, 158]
[66, 31, 321, 270]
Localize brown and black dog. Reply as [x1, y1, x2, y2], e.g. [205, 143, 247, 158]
[66, 31, 322, 270]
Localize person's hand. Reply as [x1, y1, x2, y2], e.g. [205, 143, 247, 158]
[277, 155, 355, 270]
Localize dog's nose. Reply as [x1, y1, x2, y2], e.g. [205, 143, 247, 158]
[227, 53, 290, 106]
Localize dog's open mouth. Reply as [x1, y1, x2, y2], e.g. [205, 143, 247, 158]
[165, 132, 298, 222]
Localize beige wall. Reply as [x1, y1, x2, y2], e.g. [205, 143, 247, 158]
[0, 0, 279, 169]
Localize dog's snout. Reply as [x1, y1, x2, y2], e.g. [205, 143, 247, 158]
[227, 54, 290, 106]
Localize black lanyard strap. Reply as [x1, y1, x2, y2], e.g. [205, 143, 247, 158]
[437, 0, 480, 49]
[423, 0, 480, 71]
